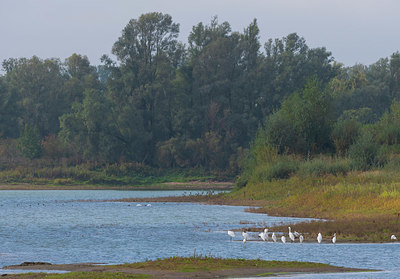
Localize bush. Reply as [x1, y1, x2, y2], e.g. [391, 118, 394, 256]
[265, 161, 298, 181]
[299, 157, 351, 177]
[348, 131, 379, 170]
[331, 119, 360, 156]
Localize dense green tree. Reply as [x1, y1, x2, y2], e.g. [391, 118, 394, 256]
[263, 78, 333, 154]
[2, 56, 66, 137]
[0, 77, 19, 137]
[18, 124, 43, 159]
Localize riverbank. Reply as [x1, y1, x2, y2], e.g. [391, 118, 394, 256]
[2, 257, 372, 278]
[100, 170, 400, 242]
[0, 181, 234, 191]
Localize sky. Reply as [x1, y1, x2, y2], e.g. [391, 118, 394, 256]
[1, 0, 399, 70]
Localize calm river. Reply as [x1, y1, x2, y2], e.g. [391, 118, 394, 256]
[0, 190, 398, 278]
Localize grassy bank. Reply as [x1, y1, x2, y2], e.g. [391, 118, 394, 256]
[2, 256, 370, 278]
[0, 161, 233, 188]
[227, 161, 400, 242]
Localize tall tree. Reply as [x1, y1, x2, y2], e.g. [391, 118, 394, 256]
[106, 12, 182, 163]
[2, 56, 66, 137]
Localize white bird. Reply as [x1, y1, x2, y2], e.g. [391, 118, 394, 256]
[299, 235, 304, 243]
[258, 231, 266, 241]
[136, 204, 142, 207]
[332, 233, 337, 244]
[272, 232, 277, 242]
[391, 235, 397, 240]
[242, 231, 249, 241]
[288, 227, 295, 242]
[294, 231, 300, 237]
[317, 233, 322, 244]
[264, 228, 269, 241]
[243, 238, 247, 244]
[281, 235, 286, 243]
[146, 203, 151, 207]
[228, 230, 235, 241]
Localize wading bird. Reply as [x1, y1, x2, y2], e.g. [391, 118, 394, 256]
[228, 230, 235, 241]
[281, 235, 286, 243]
[332, 233, 336, 244]
[299, 235, 304, 243]
[288, 227, 295, 242]
[264, 228, 269, 241]
[242, 231, 249, 241]
[391, 235, 397, 240]
[317, 233, 322, 244]
[272, 232, 277, 242]
[259, 231, 266, 241]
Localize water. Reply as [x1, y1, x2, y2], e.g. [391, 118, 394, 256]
[0, 190, 398, 278]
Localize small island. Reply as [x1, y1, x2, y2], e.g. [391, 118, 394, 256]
[2, 256, 373, 278]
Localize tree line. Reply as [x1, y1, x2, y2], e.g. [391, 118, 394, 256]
[0, 12, 399, 173]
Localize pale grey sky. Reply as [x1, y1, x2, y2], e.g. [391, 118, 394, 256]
[0, 0, 399, 69]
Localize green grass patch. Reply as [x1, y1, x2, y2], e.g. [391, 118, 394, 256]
[118, 256, 334, 272]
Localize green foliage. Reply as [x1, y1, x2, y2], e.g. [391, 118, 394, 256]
[18, 125, 43, 159]
[348, 130, 380, 170]
[263, 160, 298, 181]
[299, 158, 351, 177]
[263, 78, 334, 154]
[1, 12, 400, 175]
[331, 119, 361, 156]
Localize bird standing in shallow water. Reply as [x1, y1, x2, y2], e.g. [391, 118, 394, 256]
[281, 235, 286, 243]
[299, 235, 304, 243]
[332, 233, 336, 244]
[242, 231, 248, 241]
[288, 227, 295, 242]
[317, 233, 322, 244]
[228, 230, 235, 241]
[272, 232, 277, 242]
[259, 231, 266, 241]
[391, 235, 397, 241]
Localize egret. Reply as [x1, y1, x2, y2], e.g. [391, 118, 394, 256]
[259, 231, 266, 241]
[288, 227, 295, 242]
[242, 231, 249, 241]
[146, 203, 151, 207]
[332, 233, 337, 244]
[228, 230, 235, 241]
[243, 238, 247, 244]
[391, 235, 397, 240]
[281, 235, 286, 243]
[264, 228, 269, 241]
[317, 233, 322, 244]
[294, 231, 300, 237]
[272, 232, 277, 242]
[136, 204, 142, 207]
[299, 235, 304, 243]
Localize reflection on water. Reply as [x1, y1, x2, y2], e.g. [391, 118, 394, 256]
[0, 190, 399, 278]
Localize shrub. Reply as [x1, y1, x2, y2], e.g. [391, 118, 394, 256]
[348, 130, 379, 170]
[265, 161, 298, 181]
[299, 157, 351, 177]
[331, 119, 360, 156]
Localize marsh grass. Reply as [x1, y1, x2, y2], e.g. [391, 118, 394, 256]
[119, 256, 333, 271]
[268, 215, 400, 242]
[0, 162, 224, 187]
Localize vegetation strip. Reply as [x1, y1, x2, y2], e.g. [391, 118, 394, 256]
[2, 257, 372, 279]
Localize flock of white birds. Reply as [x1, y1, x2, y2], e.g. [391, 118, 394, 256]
[227, 227, 398, 244]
